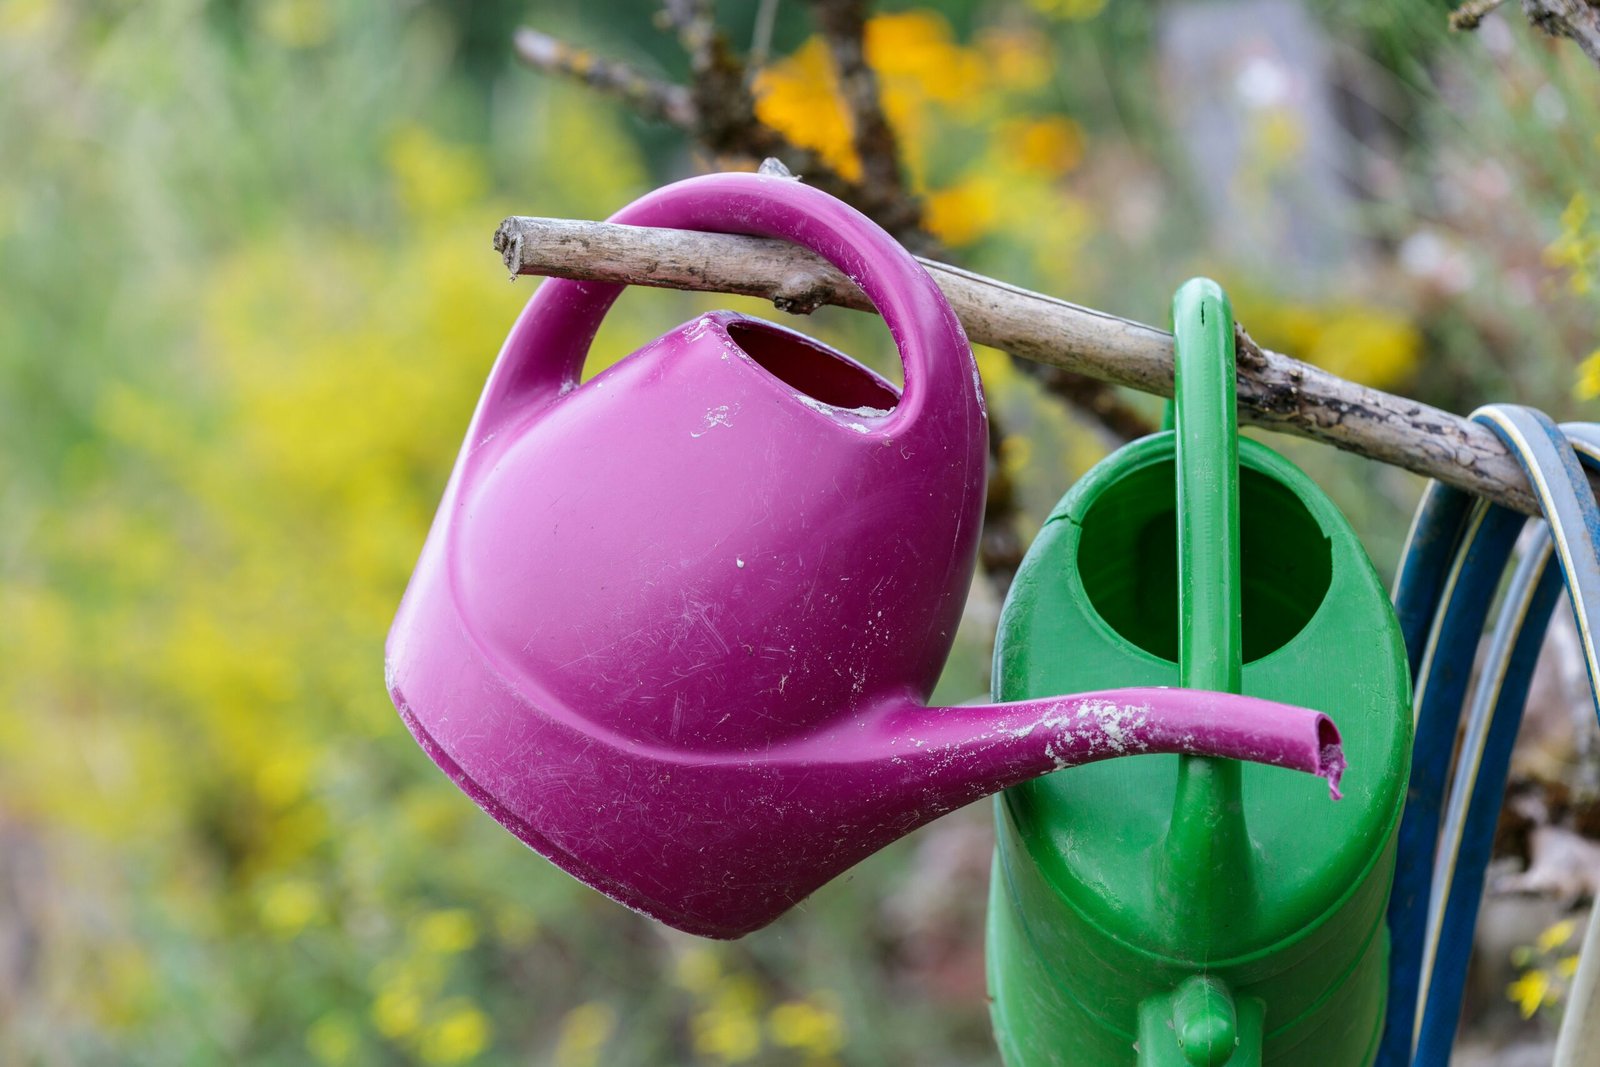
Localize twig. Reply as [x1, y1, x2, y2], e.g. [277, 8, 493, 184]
[1450, 0, 1508, 31]
[1451, 0, 1600, 69]
[1520, 0, 1600, 67]
[808, 0, 924, 243]
[493, 214, 1594, 517]
[512, 29, 694, 128]
[748, 0, 782, 77]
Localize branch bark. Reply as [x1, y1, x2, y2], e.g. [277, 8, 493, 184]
[1520, 0, 1600, 67]
[493, 214, 1596, 517]
[1451, 0, 1600, 69]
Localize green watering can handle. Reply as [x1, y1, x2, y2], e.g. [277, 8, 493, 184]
[1161, 278, 1254, 923]
[1141, 279, 1262, 1067]
[1173, 278, 1242, 695]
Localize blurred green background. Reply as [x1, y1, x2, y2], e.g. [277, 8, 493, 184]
[1, 1, 1596, 1064]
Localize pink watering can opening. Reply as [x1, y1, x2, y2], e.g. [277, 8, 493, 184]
[386, 171, 1345, 939]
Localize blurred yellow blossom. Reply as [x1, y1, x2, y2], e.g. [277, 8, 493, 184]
[866, 11, 988, 110]
[388, 125, 490, 221]
[755, 10, 988, 182]
[260, 877, 325, 938]
[415, 908, 479, 956]
[1000, 433, 1034, 477]
[256, 0, 332, 49]
[307, 1013, 360, 1066]
[1576, 349, 1600, 401]
[0, 0, 52, 36]
[691, 975, 766, 1063]
[553, 1001, 617, 1067]
[978, 27, 1053, 92]
[418, 999, 492, 1064]
[1508, 968, 1550, 1019]
[924, 174, 1003, 247]
[1251, 109, 1307, 168]
[1027, 0, 1108, 20]
[768, 997, 845, 1057]
[1239, 296, 1420, 389]
[674, 945, 723, 994]
[373, 983, 425, 1040]
[753, 39, 856, 179]
[999, 116, 1086, 178]
[692, 1006, 763, 1064]
[1538, 918, 1578, 953]
[1547, 192, 1599, 294]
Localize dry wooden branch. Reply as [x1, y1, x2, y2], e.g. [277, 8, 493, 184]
[809, 0, 924, 242]
[493, 213, 1599, 517]
[1451, 0, 1600, 68]
[513, 29, 694, 128]
[1521, 0, 1600, 66]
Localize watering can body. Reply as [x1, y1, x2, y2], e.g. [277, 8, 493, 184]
[987, 432, 1411, 1065]
[388, 177, 1346, 941]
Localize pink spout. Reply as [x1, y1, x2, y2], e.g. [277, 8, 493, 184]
[873, 686, 1346, 802]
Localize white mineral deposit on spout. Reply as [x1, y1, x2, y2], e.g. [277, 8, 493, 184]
[1070, 698, 1151, 754]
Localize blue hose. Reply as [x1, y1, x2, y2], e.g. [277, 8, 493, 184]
[1379, 409, 1600, 1066]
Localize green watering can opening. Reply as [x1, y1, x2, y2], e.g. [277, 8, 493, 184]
[1077, 460, 1334, 666]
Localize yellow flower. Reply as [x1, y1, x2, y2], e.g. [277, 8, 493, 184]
[754, 10, 989, 184]
[1028, 0, 1108, 20]
[674, 946, 722, 995]
[256, 0, 332, 49]
[924, 175, 1003, 247]
[387, 125, 490, 220]
[1253, 109, 1307, 168]
[255, 747, 314, 809]
[1547, 192, 1599, 294]
[1537, 918, 1578, 954]
[978, 28, 1053, 92]
[414, 909, 479, 956]
[1000, 434, 1034, 477]
[1304, 310, 1421, 389]
[1559, 954, 1582, 980]
[1508, 969, 1550, 1019]
[753, 39, 857, 180]
[553, 1001, 617, 1067]
[691, 1007, 762, 1064]
[691, 975, 766, 1063]
[418, 999, 492, 1065]
[306, 1013, 360, 1066]
[998, 116, 1086, 178]
[372, 984, 424, 1040]
[259, 878, 324, 938]
[768, 998, 845, 1056]
[1575, 349, 1600, 401]
[865, 11, 987, 108]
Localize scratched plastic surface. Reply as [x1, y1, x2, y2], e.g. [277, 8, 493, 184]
[385, 173, 1343, 939]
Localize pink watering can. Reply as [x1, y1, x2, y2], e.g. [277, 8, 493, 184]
[386, 172, 1345, 938]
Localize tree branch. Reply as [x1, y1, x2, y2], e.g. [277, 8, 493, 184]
[1451, 0, 1600, 69]
[808, 0, 924, 242]
[493, 214, 1594, 517]
[512, 29, 695, 128]
[1520, 0, 1600, 67]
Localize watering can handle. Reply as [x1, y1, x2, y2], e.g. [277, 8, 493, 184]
[473, 172, 978, 441]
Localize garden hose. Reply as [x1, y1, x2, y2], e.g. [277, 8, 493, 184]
[1377, 408, 1600, 1066]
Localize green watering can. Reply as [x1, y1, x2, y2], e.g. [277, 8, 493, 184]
[986, 280, 1413, 1066]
